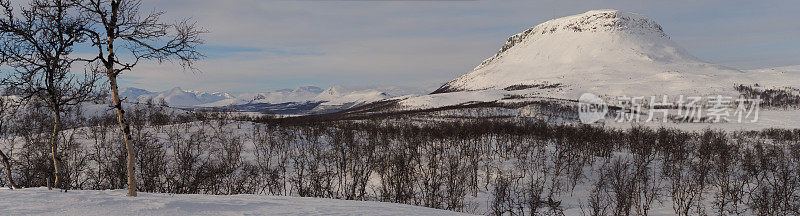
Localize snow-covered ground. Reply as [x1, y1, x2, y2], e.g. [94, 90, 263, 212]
[0, 188, 472, 216]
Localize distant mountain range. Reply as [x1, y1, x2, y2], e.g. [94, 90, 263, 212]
[120, 87, 234, 107]
[119, 85, 425, 115]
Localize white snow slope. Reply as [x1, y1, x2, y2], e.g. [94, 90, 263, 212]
[0, 188, 472, 216]
[433, 9, 750, 99]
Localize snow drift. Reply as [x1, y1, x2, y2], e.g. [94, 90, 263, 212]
[0, 188, 471, 216]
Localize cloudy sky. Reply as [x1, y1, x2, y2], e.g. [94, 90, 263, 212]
[111, 0, 799, 93]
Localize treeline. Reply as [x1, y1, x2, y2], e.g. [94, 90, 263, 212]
[1, 99, 798, 215]
[736, 84, 800, 108]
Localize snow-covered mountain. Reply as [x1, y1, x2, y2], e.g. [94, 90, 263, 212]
[365, 10, 800, 129]
[432, 9, 749, 100]
[118, 87, 152, 101]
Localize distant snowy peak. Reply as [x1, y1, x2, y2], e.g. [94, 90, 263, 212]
[434, 9, 748, 98]
[316, 86, 341, 99]
[119, 87, 153, 101]
[315, 86, 350, 101]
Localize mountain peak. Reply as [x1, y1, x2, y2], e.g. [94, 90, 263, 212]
[319, 86, 342, 97]
[119, 87, 153, 101]
[474, 9, 667, 73]
[536, 9, 665, 35]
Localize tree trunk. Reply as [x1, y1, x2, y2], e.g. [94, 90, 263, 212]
[0, 150, 16, 189]
[103, 0, 136, 197]
[49, 108, 61, 189]
[108, 74, 137, 197]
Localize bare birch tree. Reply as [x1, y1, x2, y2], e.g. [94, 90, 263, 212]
[73, 0, 205, 196]
[0, 93, 17, 189]
[0, 0, 99, 190]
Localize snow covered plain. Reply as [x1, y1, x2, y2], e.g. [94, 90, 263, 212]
[0, 188, 473, 216]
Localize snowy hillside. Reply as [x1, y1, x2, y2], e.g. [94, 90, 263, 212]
[118, 87, 152, 101]
[433, 9, 749, 100]
[0, 188, 471, 216]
